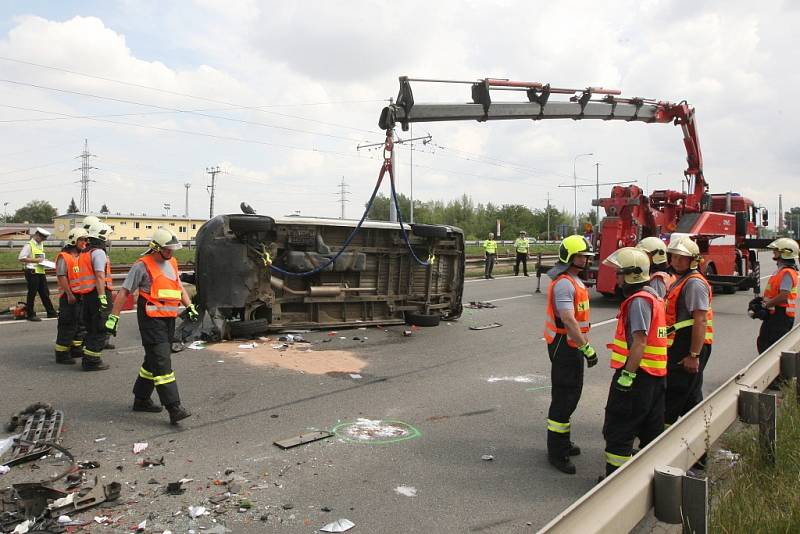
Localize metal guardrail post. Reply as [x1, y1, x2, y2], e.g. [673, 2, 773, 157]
[653, 465, 684, 524]
[681, 474, 708, 534]
[535, 252, 542, 293]
[738, 390, 777, 465]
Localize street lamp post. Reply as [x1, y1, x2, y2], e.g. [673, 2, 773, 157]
[2, 202, 8, 223]
[573, 152, 593, 234]
[645, 172, 662, 193]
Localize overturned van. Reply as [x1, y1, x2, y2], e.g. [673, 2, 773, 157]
[188, 213, 464, 339]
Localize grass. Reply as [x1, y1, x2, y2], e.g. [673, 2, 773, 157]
[709, 383, 800, 532]
[0, 247, 196, 269]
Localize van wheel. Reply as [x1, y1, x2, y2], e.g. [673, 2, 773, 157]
[228, 319, 270, 338]
[404, 311, 441, 327]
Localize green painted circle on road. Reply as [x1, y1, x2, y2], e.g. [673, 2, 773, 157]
[331, 419, 422, 445]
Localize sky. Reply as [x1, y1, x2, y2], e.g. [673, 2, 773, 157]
[0, 0, 798, 227]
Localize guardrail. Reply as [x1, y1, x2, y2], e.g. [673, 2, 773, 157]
[539, 324, 800, 533]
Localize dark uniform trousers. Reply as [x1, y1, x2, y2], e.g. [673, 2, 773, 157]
[514, 253, 528, 276]
[757, 307, 794, 354]
[484, 254, 496, 278]
[82, 288, 112, 361]
[133, 296, 180, 407]
[55, 294, 83, 356]
[602, 370, 665, 475]
[24, 269, 55, 316]
[547, 333, 584, 459]
[665, 330, 711, 425]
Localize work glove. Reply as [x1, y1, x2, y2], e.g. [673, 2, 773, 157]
[747, 296, 768, 321]
[187, 303, 199, 322]
[105, 314, 120, 336]
[615, 369, 636, 392]
[578, 343, 598, 368]
[98, 294, 109, 312]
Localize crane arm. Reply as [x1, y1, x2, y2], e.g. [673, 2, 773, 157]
[379, 77, 706, 209]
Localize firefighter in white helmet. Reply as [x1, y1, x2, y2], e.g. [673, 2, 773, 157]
[72, 222, 113, 371]
[600, 247, 668, 476]
[636, 236, 675, 298]
[82, 215, 100, 231]
[106, 228, 197, 424]
[755, 238, 799, 353]
[53, 228, 90, 364]
[664, 236, 713, 427]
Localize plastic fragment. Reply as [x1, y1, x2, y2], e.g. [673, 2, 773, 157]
[320, 518, 355, 532]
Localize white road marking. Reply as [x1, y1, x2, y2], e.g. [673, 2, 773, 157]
[486, 294, 533, 303]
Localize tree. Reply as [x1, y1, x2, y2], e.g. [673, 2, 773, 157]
[67, 198, 79, 214]
[11, 200, 58, 224]
[100, 204, 110, 215]
[783, 207, 800, 239]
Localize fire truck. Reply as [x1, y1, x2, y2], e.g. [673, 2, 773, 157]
[378, 76, 769, 295]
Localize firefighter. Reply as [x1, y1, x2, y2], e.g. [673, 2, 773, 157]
[664, 236, 713, 425]
[53, 228, 91, 364]
[82, 215, 100, 231]
[755, 238, 799, 353]
[601, 247, 668, 475]
[483, 232, 497, 279]
[514, 230, 530, 276]
[75, 222, 113, 371]
[636, 237, 674, 298]
[105, 228, 195, 424]
[543, 235, 597, 474]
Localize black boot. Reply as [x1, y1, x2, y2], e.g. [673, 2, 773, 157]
[70, 346, 84, 359]
[167, 404, 191, 425]
[568, 442, 581, 456]
[55, 350, 75, 365]
[82, 357, 110, 371]
[104, 341, 116, 350]
[133, 398, 163, 413]
[548, 455, 576, 474]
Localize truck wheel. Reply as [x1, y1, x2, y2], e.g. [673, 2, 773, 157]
[404, 311, 441, 327]
[411, 224, 450, 239]
[228, 319, 270, 338]
[228, 215, 275, 234]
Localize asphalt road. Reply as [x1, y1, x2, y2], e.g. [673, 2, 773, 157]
[0, 264, 774, 533]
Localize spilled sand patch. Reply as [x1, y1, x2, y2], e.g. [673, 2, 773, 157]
[205, 341, 366, 375]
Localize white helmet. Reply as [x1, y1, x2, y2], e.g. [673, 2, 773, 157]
[87, 222, 112, 242]
[603, 247, 651, 285]
[767, 238, 799, 260]
[637, 237, 668, 265]
[667, 236, 701, 269]
[67, 227, 89, 246]
[82, 215, 100, 230]
[149, 228, 182, 251]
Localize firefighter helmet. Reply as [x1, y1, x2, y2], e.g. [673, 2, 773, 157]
[67, 227, 89, 246]
[149, 228, 182, 252]
[82, 215, 100, 230]
[667, 236, 701, 269]
[636, 237, 668, 265]
[603, 247, 651, 285]
[87, 222, 112, 242]
[767, 237, 799, 260]
[558, 235, 594, 264]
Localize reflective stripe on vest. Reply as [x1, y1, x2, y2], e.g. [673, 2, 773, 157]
[484, 240, 497, 254]
[75, 249, 112, 294]
[543, 274, 591, 348]
[514, 238, 529, 253]
[29, 239, 46, 274]
[138, 254, 182, 318]
[607, 290, 669, 377]
[665, 272, 714, 346]
[764, 267, 798, 318]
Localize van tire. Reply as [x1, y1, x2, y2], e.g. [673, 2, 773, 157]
[411, 224, 450, 239]
[228, 215, 275, 234]
[405, 311, 441, 327]
[228, 319, 270, 338]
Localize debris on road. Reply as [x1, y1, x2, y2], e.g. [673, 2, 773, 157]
[403, 330, 413, 337]
[186, 340, 206, 350]
[136, 456, 165, 467]
[94, 437, 107, 443]
[394, 486, 417, 497]
[166, 480, 187, 495]
[274, 431, 334, 450]
[469, 322, 502, 330]
[188, 505, 208, 518]
[78, 461, 100, 469]
[487, 374, 548, 384]
[481, 455, 495, 461]
[0, 465, 8, 475]
[349, 373, 362, 380]
[466, 301, 497, 309]
[320, 518, 355, 532]
[238, 342, 258, 349]
[133, 442, 148, 454]
[2, 405, 64, 466]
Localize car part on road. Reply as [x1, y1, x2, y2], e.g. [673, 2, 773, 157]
[404, 311, 440, 327]
[469, 322, 503, 330]
[273, 430, 334, 450]
[466, 301, 497, 309]
[228, 319, 270, 339]
[2, 407, 63, 467]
